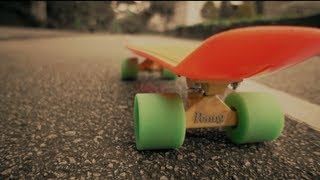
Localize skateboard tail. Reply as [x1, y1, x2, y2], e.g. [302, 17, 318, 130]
[126, 45, 178, 73]
[175, 26, 320, 81]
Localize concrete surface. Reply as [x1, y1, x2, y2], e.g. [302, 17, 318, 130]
[0, 28, 320, 179]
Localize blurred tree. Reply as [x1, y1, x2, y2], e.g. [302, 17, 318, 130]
[201, 1, 218, 21]
[219, 1, 234, 19]
[148, 1, 175, 18]
[147, 1, 175, 29]
[235, 1, 257, 18]
[0, 1, 41, 26]
[30, 1, 47, 25]
[255, 1, 264, 15]
[116, 1, 136, 5]
[114, 1, 176, 33]
[47, 1, 114, 31]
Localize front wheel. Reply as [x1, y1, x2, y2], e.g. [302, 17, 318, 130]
[134, 93, 186, 150]
[224, 92, 284, 144]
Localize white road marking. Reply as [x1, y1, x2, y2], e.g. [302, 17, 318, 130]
[237, 80, 320, 130]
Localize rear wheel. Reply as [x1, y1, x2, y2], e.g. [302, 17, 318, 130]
[161, 68, 177, 80]
[224, 92, 284, 144]
[121, 58, 138, 80]
[134, 93, 186, 150]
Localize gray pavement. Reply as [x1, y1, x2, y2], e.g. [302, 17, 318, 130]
[0, 26, 83, 41]
[0, 28, 320, 179]
[253, 56, 320, 105]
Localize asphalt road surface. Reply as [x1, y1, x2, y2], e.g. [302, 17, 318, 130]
[0, 30, 319, 179]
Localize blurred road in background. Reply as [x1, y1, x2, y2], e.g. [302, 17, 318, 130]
[0, 27, 319, 179]
[0, 26, 82, 41]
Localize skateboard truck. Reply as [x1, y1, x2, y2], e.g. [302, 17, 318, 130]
[230, 81, 243, 90]
[138, 58, 162, 71]
[133, 77, 284, 150]
[121, 58, 177, 80]
[185, 79, 238, 129]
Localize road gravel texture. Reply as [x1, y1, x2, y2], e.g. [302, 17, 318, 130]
[0, 33, 319, 179]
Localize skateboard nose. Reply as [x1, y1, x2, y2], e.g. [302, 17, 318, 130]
[175, 26, 320, 81]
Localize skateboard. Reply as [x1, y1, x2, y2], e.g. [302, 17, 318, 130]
[121, 26, 320, 150]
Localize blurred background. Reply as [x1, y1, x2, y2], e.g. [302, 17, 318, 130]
[0, 2, 320, 179]
[0, 1, 319, 104]
[1, 1, 320, 37]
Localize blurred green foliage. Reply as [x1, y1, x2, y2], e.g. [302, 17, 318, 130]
[0, 1, 39, 26]
[201, 1, 219, 21]
[47, 1, 114, 31]
[109, 20, 123, 33]
[73, 18, 82, 29]
[219, 1, 234, 19]
[110, 12, 147, 34]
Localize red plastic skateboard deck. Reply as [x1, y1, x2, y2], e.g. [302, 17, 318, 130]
[125, 26, 320, 150]
[127, 26, 320, 82]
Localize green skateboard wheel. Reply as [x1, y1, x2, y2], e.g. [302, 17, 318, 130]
[161, 68, 177, 80]
[224, 92, 284, 144]
[121, 58, 138, 80]
[134, 93, 186, 150]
